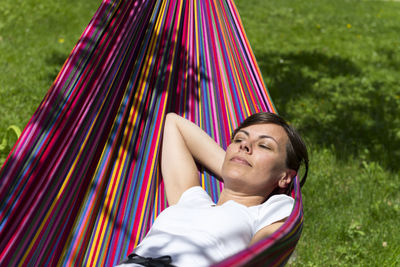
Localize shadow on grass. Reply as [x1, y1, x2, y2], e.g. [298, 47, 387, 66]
[44, 50, 71, 83]
[256, 50, 400, 171]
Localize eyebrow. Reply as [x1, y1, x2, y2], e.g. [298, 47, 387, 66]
[237, 129, 279, 145]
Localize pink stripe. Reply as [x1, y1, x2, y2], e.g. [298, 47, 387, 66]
[1, 0, 138, 262]
[0, 2, 116, 226]
[200, 1, 220, 144]
[206, 0, 232, 137]
[2, 0, 111, 181]
[226, 0, 272, 112]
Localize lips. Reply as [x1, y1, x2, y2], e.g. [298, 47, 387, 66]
[230, 156, 252, 167]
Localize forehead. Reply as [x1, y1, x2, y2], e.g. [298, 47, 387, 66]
[238, 123, 289, 145]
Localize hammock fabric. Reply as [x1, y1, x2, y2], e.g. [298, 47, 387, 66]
[0, 0, 303, 266]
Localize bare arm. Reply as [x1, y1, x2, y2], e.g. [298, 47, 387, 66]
[248, 219, 286, 246]
[161, 113, 225, 205]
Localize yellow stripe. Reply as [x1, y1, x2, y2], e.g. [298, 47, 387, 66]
[87, 24, 160, 259]
[194, 0, 202, 124]
[207, 0, 235, 135]
[132, 0, 169, 248]
[91, 99, 142, 264]
[212, 0, 245, 130]
[229, 0, 274, 113]
[93, 150, 124, 263]
[215, 0, 250, 116]
[182, 0, 192, 119]
[135, 0, 185, 247]
[19, 39, 129, 264]
[85, 23, 161, 262]
[59, 61, 133, 265]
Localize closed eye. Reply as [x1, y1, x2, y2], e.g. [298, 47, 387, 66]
[233, 133, 247, 143]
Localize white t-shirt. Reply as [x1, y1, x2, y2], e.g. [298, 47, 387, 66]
[133, 186, 294, 267]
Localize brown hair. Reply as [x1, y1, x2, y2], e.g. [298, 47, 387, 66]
[232, 112, 309, 193]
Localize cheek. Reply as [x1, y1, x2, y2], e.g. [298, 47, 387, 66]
[221, 148, 234, 176]
[255, 154, 284, 176]
[223, 145, 233, 163]
[226, 143, 236, 153]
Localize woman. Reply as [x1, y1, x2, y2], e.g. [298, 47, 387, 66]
[119, 112, 308, 267]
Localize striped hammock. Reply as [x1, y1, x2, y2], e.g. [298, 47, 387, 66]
[0, 0, 303, 266]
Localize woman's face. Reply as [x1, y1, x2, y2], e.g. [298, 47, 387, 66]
[221, 123, 292, 196]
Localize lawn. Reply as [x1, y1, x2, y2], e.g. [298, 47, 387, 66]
[1, 0, 399, 266]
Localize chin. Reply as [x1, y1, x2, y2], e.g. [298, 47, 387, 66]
[221, 171, 249, 189]
[222, 166, 245, 180]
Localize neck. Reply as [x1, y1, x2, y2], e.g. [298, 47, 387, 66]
[217, 188, 267, 207]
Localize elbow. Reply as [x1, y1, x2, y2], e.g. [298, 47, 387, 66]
[164, 112, 177, 127]
[165, 112, 179, 124]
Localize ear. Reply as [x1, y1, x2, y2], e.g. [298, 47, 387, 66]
[277, 169, 296, 189]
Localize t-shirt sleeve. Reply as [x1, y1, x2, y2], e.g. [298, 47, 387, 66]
[254, 194, 294, 233]
[176, 186, 214, 207]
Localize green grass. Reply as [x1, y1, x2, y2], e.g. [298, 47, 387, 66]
[0, 0, 399, 265]
[0, 0, 100, 162]
[235, 0, 400, 265]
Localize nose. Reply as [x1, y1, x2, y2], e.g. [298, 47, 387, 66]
[239, 140, 251, 153]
